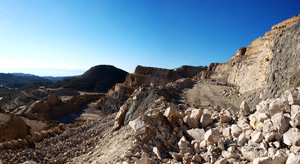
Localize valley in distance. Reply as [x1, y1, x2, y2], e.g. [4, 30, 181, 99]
[1, 15, 300, 164]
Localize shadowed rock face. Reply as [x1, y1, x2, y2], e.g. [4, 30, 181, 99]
[267, 21, 300, 96]
[0, 116, 29, 142]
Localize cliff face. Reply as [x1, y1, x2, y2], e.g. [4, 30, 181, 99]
[208, 15, 300, 95]
[124, 65, 207, 87]
[267, 20, 300, 96]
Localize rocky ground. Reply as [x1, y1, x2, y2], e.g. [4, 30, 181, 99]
[0, 105, 114, 164]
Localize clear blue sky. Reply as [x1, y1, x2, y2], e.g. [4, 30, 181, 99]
[0, 0, 299, 76]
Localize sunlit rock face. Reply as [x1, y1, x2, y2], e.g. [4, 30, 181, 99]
[208, 15, 300, 95]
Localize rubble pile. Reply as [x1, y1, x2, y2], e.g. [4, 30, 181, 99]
[114, 87, 300, 164]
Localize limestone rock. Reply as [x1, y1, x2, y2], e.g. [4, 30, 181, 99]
[238, 133, 247, 146]
[200, 113, 212, 127]
[129, 117, 146, 135]
[153, 147, 162, 160]
[178, 136, 189, 149]
[187, 128, 205, 141]
[271, 113, 289, 134]
[286, 153, 300, 164]
[204, 129, 220, 144]
[183, 115, 199, 128]
[231, 124, 242, 138]
[288, 90, 300, 105]
[240, 101, 250, 115]
[221, 151, 239, 159]
[283, 128, 300, 146]
[190, 108, 203, 122]
[251, 132, 264, 143]
[269, 98, 290, 115]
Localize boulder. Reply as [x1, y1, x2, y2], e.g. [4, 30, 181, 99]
[178, 136, 189, 149]
[190, 108, 203, 122]
[251, 132, 264, 143]
[204, 128, 220, 144]
[129, 117, 146, 135]
[164, 104, 183, 119]
[271, 113, 289, 134]
[269, 98, 290, 115]
[200, 113, 212, 127]
[40, 130, 48, 138]
[183, 115, 199, 128]
[187, 128, 205, 141]
[283, 128, 300, 146]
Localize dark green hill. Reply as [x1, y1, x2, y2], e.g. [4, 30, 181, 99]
[52, 65, 128, 92]
[0, 73, 52, 88]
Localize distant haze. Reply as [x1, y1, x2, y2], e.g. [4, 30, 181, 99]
[0, 0, 299, 76]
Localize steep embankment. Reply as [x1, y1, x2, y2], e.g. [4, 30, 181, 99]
[53, 65, 128, 93]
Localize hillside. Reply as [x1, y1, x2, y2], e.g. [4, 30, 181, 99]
[52, 65, 128, 93]
[0, 73, 52, 89]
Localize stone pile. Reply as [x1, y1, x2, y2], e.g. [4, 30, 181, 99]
[0, 114, 115, 164]
[115, 87, 300, 164]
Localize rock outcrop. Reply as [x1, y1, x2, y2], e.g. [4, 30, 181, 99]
[203, 15, 300, 101]
[0, 116, 30, 142]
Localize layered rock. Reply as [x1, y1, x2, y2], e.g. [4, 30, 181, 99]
[204, 15, 300, 98]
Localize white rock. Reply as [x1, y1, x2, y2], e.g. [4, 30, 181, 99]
[129, 117, 146, 135]
[204, 128, 220, 144]
[221, 151, 239, 159]
[222, 127, 231, 138]
[251, 132, 264, 143]
[200, 113, 212, 127]
[187, 128, 205, 141]
[269, 98, 290, 115]
[291, 105, 300, 127]
[190, 109, 203, 122]
[178, 136, 189, 149]
[231, 124, 242, 138]
[164, 104, 182, 119]
[286, 153, 300, 164]
[271, 113, 289, 134]
[183, 115, 199, 128]
[240, 101, 250, 115]
[264, 132, 276, 142]
[252, 157, 272, 164]
[238, 132, 247, 146]
[283, 128, 300, 146]
[153, 147, 162, 160]
[288, 90, 300, 105]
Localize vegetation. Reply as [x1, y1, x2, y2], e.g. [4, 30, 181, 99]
[52, 65, 128, 93]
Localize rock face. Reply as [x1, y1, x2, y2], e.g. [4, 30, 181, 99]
[204, 15, 300, 100]
[0, 116, 29, 142]
[28, 94, 104, 120]
[124, 65, 207, 88]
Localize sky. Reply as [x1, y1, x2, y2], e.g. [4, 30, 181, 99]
[0, 0, 299, 76]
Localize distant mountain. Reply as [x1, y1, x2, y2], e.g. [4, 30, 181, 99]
[0, 73, 52, 89]
[52, 65, 128, 92]
[42, 76, 77, 82]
